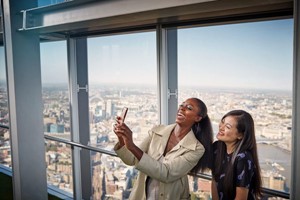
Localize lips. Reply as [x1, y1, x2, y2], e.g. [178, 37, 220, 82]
[177, 112, 185, 120]
[217, 132, 224, 137]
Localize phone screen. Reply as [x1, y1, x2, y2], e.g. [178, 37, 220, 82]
[121, 107, 128, 122]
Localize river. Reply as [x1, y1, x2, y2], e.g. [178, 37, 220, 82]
[257, 143, 291, 191]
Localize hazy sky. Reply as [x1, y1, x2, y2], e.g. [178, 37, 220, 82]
[178, 19, 293, 90]
[0, 19, 294, 90]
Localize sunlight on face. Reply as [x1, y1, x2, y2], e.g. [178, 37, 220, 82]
[217, 116, 242, 146]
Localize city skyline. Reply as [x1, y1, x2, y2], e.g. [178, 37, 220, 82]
[0, 80, 292, 196]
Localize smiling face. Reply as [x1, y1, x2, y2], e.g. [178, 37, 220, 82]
[217, 115, 243, 151]
[176, 98, 202, 127]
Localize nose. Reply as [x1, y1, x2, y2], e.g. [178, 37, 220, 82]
[219, 123, 224, 131]
[179, 104, 185, 111]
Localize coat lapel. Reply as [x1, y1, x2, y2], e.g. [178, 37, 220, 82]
[167, 128, 198, 155]
[152, 124, 176, 157]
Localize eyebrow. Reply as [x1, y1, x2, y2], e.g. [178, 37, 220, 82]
[181, 102, 194, 107]
[225, 122, 233, 128]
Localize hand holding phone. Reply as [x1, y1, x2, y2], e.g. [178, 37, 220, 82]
[121, 107, 128, 122]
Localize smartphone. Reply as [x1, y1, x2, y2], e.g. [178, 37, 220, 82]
[121, 107, 128, 122]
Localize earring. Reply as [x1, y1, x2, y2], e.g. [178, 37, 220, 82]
[197, 122, 201, 132]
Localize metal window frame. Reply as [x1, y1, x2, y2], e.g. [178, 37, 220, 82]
[157, 25, 178, 125]
[291, 0, 300, 199]
[68, 37, 92, 200]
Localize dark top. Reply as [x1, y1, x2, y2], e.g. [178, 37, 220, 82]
[213, 141, 256, 200]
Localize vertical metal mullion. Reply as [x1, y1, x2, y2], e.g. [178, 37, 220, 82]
[157, 25, 168, 125]
[166, 28, 178, 124]
[68, 37, 82, 200]
[68, 37, 92, 200]
[75, 37, 92, 200]
[291, 0, 300, 199]
[157, 25, 178, 125]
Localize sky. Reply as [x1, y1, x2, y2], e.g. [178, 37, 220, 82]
[178, 19, 293, 90]
[0, 18, 294, 91]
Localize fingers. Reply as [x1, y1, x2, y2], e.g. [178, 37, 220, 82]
[114, 117, 127, 129]
[113, 123, 126, 136]
[115, 116, 123, 123]
[113, 117, 132, 139]
[113, 125, 131, 139]
[113, 123, 121, 133]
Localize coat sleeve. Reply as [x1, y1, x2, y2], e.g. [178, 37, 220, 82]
[114, 127, 154, 166]
[136, 143, 205, 183]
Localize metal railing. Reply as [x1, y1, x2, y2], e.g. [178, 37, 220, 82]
[0, 123, 290, 199]
[0, 124, 9, 129]
[44, 134, 117, 157]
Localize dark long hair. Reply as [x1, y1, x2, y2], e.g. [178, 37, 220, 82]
[190, 98, 213, 173]
[213, 110, 262, 199]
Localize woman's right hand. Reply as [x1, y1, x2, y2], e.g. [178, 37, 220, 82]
[113, 116, 143, 160]
[114, 116, 134, 147]
[113, 117, 125, 148]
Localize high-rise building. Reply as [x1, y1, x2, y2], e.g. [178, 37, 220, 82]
[105, 100, 115, 119]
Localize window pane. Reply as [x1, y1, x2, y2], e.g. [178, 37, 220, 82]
[188, 175, 212, 199]
[41, 41, 70, 140]
[91, 152, 138, 200]
[178, 19, 293, 194]
[41, 41, 73, 195]
[0, 46, 11, 168]
[87, 31, 158, 198]
[45, 140, 73, 196]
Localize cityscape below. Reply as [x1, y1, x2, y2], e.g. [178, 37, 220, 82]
[0, 84, 292, 199]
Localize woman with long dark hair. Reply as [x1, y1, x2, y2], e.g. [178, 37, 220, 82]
[212, 110, 262, 200]
[113, 97, 213, 200]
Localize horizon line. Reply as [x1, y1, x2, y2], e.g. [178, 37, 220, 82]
[0, 81, 292, 93]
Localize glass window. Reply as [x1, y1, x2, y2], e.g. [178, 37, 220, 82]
[41, 41, 73, 195]
[45, 140, 73, 195]
[0, 46, 11, 168]
[188, 176, 212, 199]
[91, 152, 137, 200]
[40, 41, 70, 140]
[178, 19, 293, 195]
[87, 31, 158, 198]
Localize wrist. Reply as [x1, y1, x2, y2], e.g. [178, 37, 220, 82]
[127, 143, 137, 151]
[127, 143, 143, 161]
[115, 141, 125, 150]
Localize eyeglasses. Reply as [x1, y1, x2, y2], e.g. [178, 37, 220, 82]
[179, 103, 194, 111]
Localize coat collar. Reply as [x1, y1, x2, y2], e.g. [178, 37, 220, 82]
[153, 123, 199, 151]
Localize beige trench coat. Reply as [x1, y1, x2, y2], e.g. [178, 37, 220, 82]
[115, 124, 205, 200]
